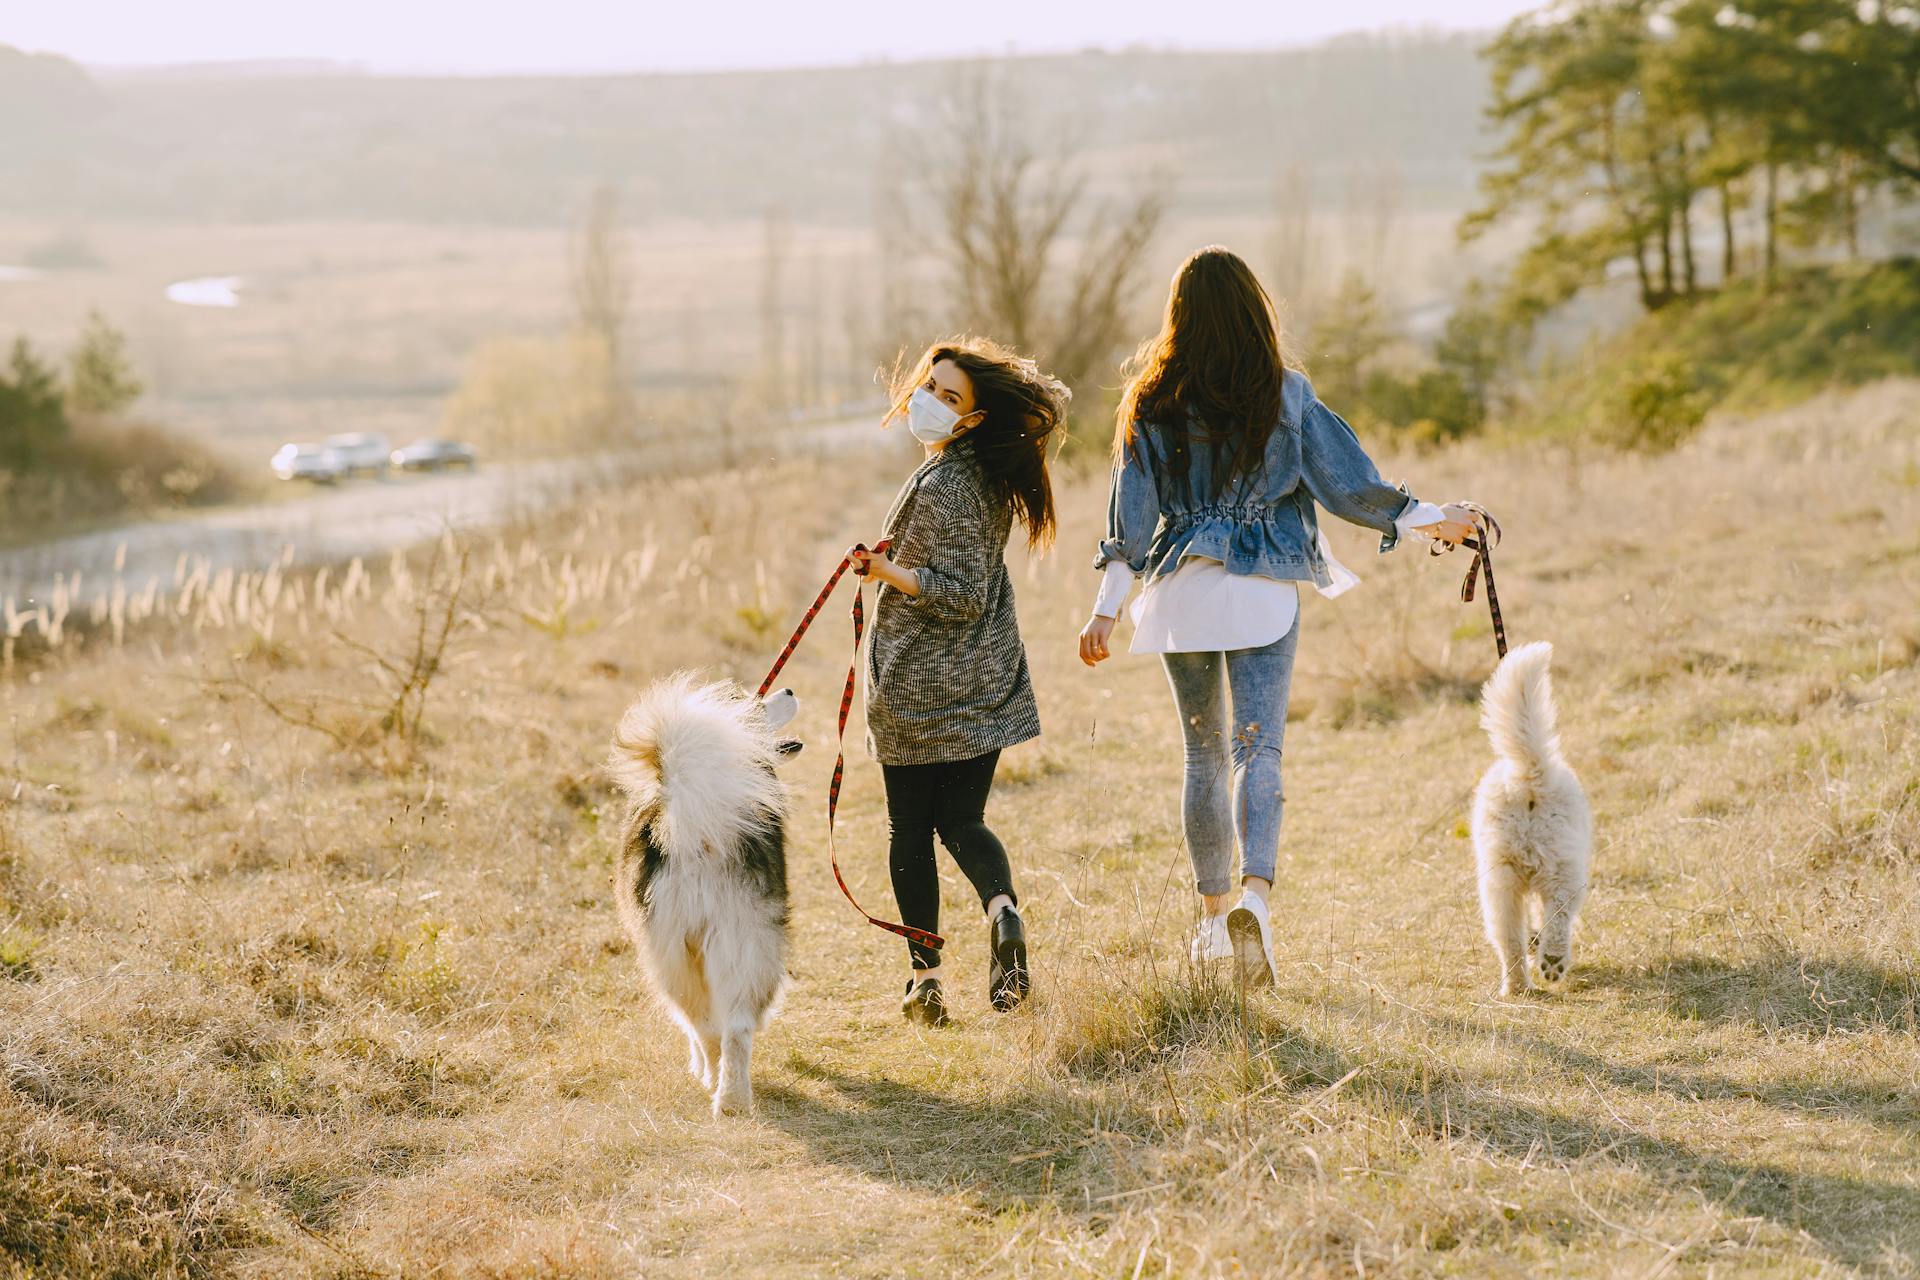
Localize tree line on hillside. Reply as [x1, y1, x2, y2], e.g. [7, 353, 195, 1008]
[0, 39, 1489, 226]
[1308, 0, 1919, 448]
[1467, 0, 1919, 320]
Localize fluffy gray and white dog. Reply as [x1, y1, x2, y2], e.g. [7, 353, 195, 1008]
[607, 675, 801, 1117]
[1471, 641, 1593, 996]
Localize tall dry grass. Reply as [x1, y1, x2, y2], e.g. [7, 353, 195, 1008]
[1, 382, 1917, 1277]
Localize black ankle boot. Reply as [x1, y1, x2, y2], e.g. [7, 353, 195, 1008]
[988, 907, 1030, 1012]
[903, 975, 950, 1026]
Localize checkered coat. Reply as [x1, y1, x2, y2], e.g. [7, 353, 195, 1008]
[863, 442, 1042, 766]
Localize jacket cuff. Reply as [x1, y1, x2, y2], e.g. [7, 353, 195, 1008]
[1092, 538, 1142, 573]
[1377, 484, 1416, 554]
[905, 566, 971, 620]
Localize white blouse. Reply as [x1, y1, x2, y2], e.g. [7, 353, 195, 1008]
[1092, 501, 1449, 654]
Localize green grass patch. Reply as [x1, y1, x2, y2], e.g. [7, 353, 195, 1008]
[1521, 259, 1920, 448]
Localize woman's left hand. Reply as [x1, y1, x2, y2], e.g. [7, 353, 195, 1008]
[1079, 614, 1117, 666]
[856, 553, 918, 596]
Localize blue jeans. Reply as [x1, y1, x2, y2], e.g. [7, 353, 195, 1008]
[1160, 615, 1300, 897]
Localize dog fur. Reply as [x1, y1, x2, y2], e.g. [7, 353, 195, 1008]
[607, 675, 799, 1116]
[1471, 641, 1592, 996]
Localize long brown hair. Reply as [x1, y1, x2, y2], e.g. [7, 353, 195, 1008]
[884, 336, 1066, 551]
[1114, 246, 1289, 485]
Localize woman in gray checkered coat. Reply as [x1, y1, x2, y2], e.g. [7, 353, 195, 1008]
[849, 337, 1067, 1027]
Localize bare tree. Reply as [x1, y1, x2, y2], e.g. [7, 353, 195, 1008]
[570, 184, 632, 436]
[678, 291, 703, 388]
[755, 207, 791, 407]
[913, 67, 1168, 398]
[1342, 161, 1404, 293]
[1267, 162, 1318, 324]
[867, 159, 926, 380]
[802, 250, 826, 408]
[837, 253, 872, 404]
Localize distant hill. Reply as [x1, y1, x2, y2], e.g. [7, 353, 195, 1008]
[1, 35, 1491, 226]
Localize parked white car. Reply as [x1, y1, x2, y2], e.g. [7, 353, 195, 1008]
[325, 432, 391, 477]
[390, 438, 479, 472]
[271, 443, 345, 483]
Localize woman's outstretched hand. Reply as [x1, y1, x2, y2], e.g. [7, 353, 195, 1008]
[1079, 614, 1117, 666]
[1418, 502, 1482, 547]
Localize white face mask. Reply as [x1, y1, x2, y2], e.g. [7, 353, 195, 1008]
[907, 388, 968, 445]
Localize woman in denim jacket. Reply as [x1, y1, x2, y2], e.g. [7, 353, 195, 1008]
[1078, 246, 1475, 985]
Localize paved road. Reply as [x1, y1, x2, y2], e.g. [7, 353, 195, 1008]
[0, 412, 892, 610]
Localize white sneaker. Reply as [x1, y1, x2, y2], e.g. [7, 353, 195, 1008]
[1225, 893, 1277, 988]
[1189, 914, 1231, 963]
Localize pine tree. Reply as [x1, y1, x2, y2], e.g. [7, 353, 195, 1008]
[66, 309, 143, 415]
[0, 337, 71, 467]
[1464, 1, 1668, 314]
[1467, 0, 1915, 314]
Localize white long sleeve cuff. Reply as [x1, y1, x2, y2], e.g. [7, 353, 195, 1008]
[1394, 499, 1450, 541]
[1092, 559, 1134, 619]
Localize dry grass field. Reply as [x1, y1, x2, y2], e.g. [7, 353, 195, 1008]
[2, 381, 1917, 1277]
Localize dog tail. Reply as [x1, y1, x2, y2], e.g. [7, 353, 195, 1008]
[1478, 640, 1564, 776]
[608, 673, 784, 858]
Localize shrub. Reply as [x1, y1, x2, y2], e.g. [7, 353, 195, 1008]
[1610, 353, 1708, 452]
[439, 332, 617, 455]
[0, 415, 250, 540]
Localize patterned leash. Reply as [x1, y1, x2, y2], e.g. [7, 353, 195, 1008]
[758, 540, 945, 952]
[1430, 502, 1508, 660]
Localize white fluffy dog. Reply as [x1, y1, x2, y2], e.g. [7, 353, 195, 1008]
[607, 676, 800, 1117]
[1471, 641, 1592, 996]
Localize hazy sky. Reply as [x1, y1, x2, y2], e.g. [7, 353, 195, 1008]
[14, 0, 1539, 74]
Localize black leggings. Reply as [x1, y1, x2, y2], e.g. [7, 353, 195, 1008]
[882, 749, 1016, 970]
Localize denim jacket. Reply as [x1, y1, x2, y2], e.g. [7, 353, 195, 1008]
[1094, 370, 1419, 590]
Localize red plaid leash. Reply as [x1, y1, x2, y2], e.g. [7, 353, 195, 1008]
[758, 540, 945, 952]
[1430, 502, 1507, 660]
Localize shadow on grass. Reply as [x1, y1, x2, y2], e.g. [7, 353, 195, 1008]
[1323, 993, 1920, 1268]
[764, 962, 1920, 1269]
[757, 989, 1363, 1224]
[1581, 951, 1920, 1037]
[1392, 1066, 1920, 1269]
[1423, 1007, 1920, 1137]
[756, 1061, 1136, 1215]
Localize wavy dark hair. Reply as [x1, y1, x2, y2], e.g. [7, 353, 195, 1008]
[1114, 246, 1290, 486]
[883, 336, 1067, 551]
